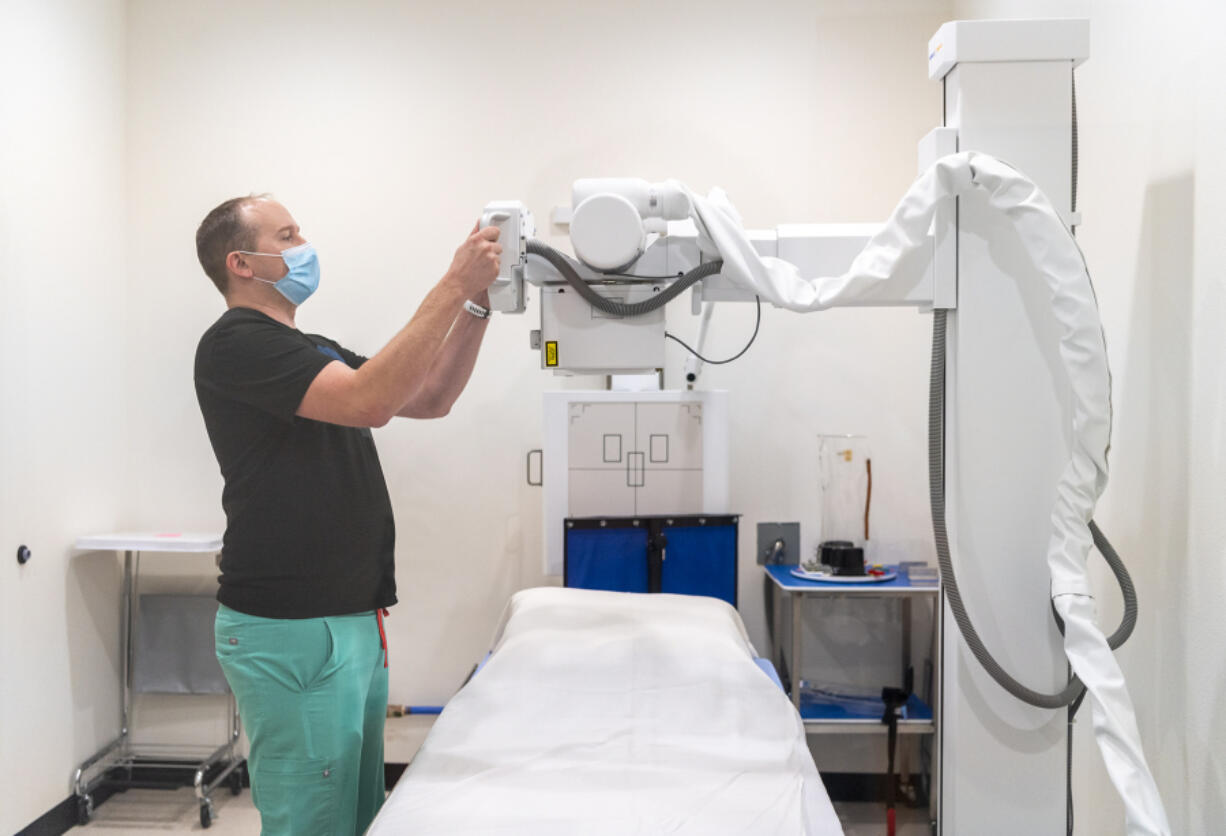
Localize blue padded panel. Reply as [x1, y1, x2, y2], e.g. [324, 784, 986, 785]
[565, 527, 650, 593]
[659, 524, 737, 607]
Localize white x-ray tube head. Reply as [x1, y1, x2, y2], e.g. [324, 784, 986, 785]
[569, 179, 694, 271]
[571, 178, 693, 220]
[569, 193, 645, 271]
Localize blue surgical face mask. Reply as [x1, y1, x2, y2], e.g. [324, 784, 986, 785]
[240, 242, 320, 305]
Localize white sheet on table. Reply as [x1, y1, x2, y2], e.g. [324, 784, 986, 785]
[368, 587, 841, 835]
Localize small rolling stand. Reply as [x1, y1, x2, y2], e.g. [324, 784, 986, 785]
[71, 533, 245, 829]
[763, 562, 940, 830]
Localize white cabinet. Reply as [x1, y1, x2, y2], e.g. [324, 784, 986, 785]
[566, 401, 704, 517]
[637, 403, 703, 468]
[635, 469, 704, 516]
[566, 403, 634, 469]
[542, 391, 729, 575]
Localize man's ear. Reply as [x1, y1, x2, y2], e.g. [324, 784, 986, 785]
[226, 251, 253, 279]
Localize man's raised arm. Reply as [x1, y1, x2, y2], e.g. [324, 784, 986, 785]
[297, 224, 501, 427]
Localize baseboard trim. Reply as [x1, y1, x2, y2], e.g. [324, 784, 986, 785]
[15, 761, 242, 836]
[15, 785, 121, 836]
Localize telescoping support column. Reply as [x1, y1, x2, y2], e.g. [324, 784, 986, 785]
[927, 18, 1088, 835]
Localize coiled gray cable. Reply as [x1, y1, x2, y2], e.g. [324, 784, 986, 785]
[929, 308, 1137, 708]
[526, 239, 724, 317]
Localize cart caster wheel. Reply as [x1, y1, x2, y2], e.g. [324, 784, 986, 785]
[76, 794, 94, 826]
[200, 800, 214, 829]
[229, 767, 243, 796]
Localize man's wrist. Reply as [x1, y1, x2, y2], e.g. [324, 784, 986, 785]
[440, 271, 469, 303]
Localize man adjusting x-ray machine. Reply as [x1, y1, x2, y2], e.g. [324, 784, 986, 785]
[479, 20, 1169, 836]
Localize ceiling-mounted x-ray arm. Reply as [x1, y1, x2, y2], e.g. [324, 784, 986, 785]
[480, 151, 1170, 835]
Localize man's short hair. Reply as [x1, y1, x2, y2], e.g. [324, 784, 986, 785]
[195, 194, 268, 296]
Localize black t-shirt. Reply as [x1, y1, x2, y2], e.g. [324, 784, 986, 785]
[194, 307, 396, 618]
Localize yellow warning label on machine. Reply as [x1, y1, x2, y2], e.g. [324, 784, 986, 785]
[545, 341, 558, 367]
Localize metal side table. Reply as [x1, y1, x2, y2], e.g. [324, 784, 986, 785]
[72, 532, 244, 829]
[764, 563, 941, 828]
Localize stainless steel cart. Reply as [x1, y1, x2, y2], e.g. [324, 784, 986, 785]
[72, 533, 245, 829]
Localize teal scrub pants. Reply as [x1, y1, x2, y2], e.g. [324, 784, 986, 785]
[215, 604, 388, 836]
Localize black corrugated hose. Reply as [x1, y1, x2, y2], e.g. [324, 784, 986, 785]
[526, 239, 723, 317]
[930, 305, 1137, 836]
[928, 308, 1137, 705]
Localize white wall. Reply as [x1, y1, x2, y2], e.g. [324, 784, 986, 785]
[1, 3, 963, 825]
[947, 2, 1222, 833]
[123, 0, 952, 772]
[0, 1, 129, 831]
[6, 0, 1214, 829]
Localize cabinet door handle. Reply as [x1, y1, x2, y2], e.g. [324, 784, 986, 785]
[626, 451, 645, 487]
[526, 449, 543, 486]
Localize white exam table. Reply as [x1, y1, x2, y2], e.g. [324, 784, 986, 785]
[367, 587, 842, 835]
